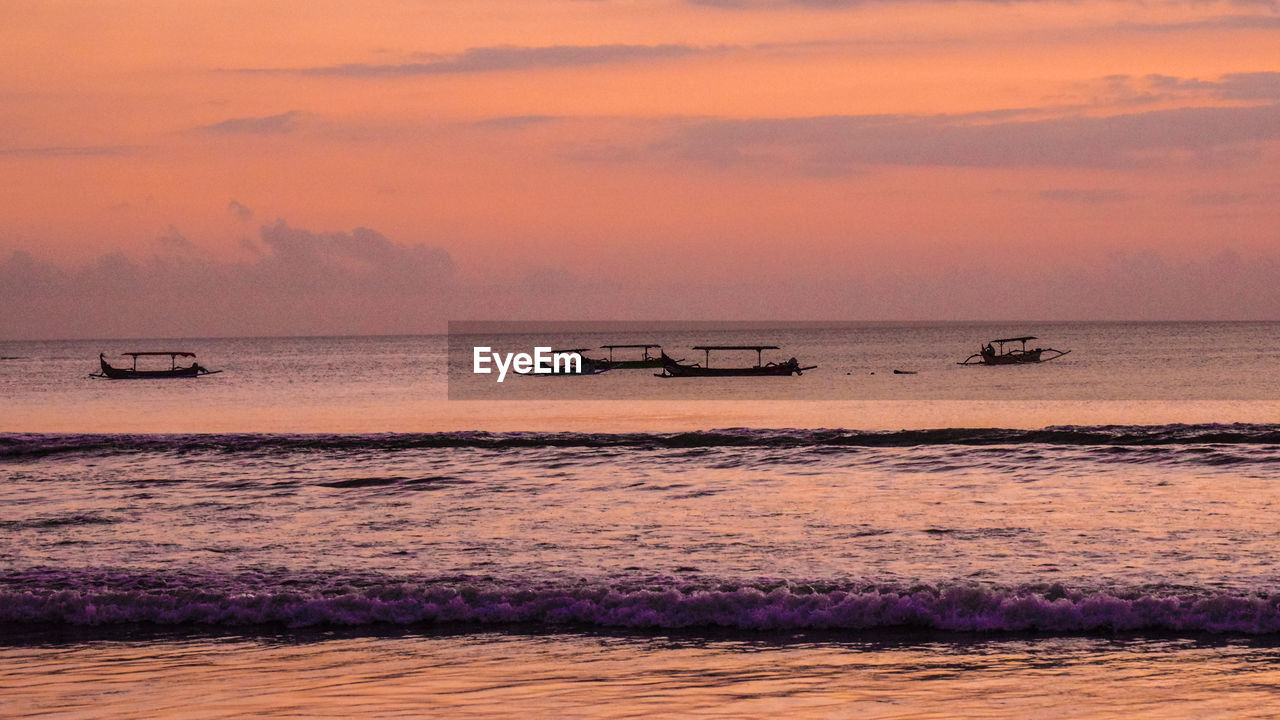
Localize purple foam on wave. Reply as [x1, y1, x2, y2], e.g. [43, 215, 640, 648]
[2, 424, 1278, 460]
[4, 580, 1280, 634]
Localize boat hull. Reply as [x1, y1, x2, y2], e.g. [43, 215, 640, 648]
[94, 357, 212, 379]
[980, 349, 1043, 365]
[658, 366, 799, 377]
[656, 354, 808, 377]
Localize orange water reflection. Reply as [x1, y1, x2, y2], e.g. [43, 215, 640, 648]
[6, 397, 1279, 434]
[4, 634, 1280, 719]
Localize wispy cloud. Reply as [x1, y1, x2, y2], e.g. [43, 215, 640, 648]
[1214, 72, 1280, 101]
[1111, 72, 1280, 103]
[696, 0, 1279, 9]
[645, 103, 1280, 172]
[1038, 188, 1130, 204]
[1186, 190, 1263, 206]
[1116, 15, 1280, 34]
[473, 115, 561, 130]
[254, 44, 719, 77]
[228, 200, 254, 221]
[0, 145, 132, 157]
[200, 111, 302, 134]
[690, 0, 915, 6]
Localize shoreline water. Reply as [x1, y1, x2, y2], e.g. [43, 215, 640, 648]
[6, 629, 1280, 719]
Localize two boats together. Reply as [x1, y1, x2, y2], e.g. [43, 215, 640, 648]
[88, 344, 813, 380]
[561, 344, 818, 378]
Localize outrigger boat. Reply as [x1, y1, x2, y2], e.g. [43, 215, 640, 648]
[655, 346, 816, 377]
[92, 351, 221, 379]
[958, 336, 1070, 365]
[599, 344, 664, 369]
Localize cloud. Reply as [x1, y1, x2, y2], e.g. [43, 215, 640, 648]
[251, 221, 453, 294]
[156, 226, 197, 253]
[689, 0, 894, 7]
[0, 221, 455, 338]
[630, 251, 1280, 322]
[1186, 190, 1262, 205]
[695, 0, 1279, 8]
[1113, 72, 1280, 104]
[255, 44, 717, 77]
[474, 115, 561, 130]
[0, 145, 132, 157]
[1215, 72, 1280, 101]
[1117, 15, 1280, 34]
[1037, 188, 1130, 204]
[649, 102, 1280, 172]
[201, 111, 302, 134]
[228, 200, 254, 221]
[4, 237, 1278, 340]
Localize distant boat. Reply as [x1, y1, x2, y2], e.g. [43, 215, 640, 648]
[599, 344, 664, 369]
[958, 337, 1070, 366]
[655, 346, 816, 377]
[91, 351, 221, 379]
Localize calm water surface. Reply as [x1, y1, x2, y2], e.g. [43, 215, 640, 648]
[7, 633, 1280, 719]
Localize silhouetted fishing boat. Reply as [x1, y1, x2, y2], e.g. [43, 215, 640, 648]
[656, 346, 815, 377]
[91, 352, 221, 379]
[958, 336, 1070, 365]
[599, 344, 664, 369]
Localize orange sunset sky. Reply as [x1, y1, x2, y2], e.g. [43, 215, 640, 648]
[1, 0, 1278, 338]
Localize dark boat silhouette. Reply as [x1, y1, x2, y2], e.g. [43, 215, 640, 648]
[958, 336, 1070, 365]
[655, 346, 815, 377]
[92, 352, 221, 379]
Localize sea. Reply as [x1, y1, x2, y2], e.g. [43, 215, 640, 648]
[2, 321, 1279, 718]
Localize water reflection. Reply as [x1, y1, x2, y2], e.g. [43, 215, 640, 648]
[4, 631, 1280, 719]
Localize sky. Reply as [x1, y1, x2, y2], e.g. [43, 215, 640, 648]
[1, 0, 1278, 338]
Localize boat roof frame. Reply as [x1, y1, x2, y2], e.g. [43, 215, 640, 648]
[122, 351, 197, 357]
[989, 336, 1036, 344]
[691, 345, 782, 368]
[599, 344, 661, 349]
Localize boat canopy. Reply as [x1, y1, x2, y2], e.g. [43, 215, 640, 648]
[989, 337, 1036, 344]
[691, 345, 782, 367]
[600, 344, 661, 362]
[122, 351, 196, 357]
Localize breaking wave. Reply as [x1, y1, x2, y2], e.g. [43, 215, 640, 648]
[2, 424, 1277, 460]
[5, 570, 1280, 636]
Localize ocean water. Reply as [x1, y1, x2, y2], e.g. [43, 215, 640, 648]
[2, 323, 1279, 718]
